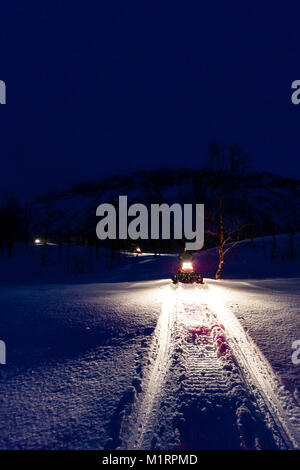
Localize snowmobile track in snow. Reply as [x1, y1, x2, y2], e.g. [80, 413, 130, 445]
[121, 283, 300, 450]
[123, 284, 177, 449]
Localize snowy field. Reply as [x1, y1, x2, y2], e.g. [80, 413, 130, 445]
[0, 277, 165, 449]
[207, 279, 300, 396]
[0, 235, 299, 449]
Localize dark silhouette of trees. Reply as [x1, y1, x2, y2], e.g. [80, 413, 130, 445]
[0, 194, 22, 257]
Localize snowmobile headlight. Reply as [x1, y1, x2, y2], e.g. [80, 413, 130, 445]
[182, 261, 193, 271]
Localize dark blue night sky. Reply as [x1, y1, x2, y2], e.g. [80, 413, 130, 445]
[1, 1, 300, 200]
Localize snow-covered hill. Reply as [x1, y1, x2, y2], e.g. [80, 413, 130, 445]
[195, 233, 300, 279]
[29, 169, 300, 248]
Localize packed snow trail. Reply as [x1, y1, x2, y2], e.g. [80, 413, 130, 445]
[174, 286, 286, 449]
[125, 286, 177, 449]
[120, 283, 300, 450]
[204, 283, 300, 449]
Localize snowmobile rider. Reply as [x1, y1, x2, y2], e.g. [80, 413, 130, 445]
[173, 248, 203, 284]
[178, 248, 194, 265]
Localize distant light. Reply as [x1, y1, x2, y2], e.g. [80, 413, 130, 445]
[136, 247, 141, 253]
[34, 239, 41, 244]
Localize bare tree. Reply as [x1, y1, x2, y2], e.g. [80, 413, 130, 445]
[206, 203, 247, 279]
[23, 202, 33, 255]
[0, 194, 22, 257]
[39, 202, 55, 265]
[206, 142, 250, 279]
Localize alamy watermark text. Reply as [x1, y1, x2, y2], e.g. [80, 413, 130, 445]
[0, 340, 6, 365]
[0, 80, 6, 104]
[292, 340, 300, 365]
[96, 196, 204, 250]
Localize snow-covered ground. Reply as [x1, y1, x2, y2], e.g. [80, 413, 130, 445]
[206, 279, 300, 397]
[120, 282, 300, 450]
[0, 281, 162, 449]
[0, 234, 299, 449]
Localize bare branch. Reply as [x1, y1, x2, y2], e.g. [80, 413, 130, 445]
[223, 238, 249, 256]
[205, 229, 219, 237]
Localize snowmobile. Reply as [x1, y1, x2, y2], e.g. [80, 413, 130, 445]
[130, 246, 142, 255]
[172, 260, 204, 284]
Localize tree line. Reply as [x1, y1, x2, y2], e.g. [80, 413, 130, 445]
[0, 143, 299, 279]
